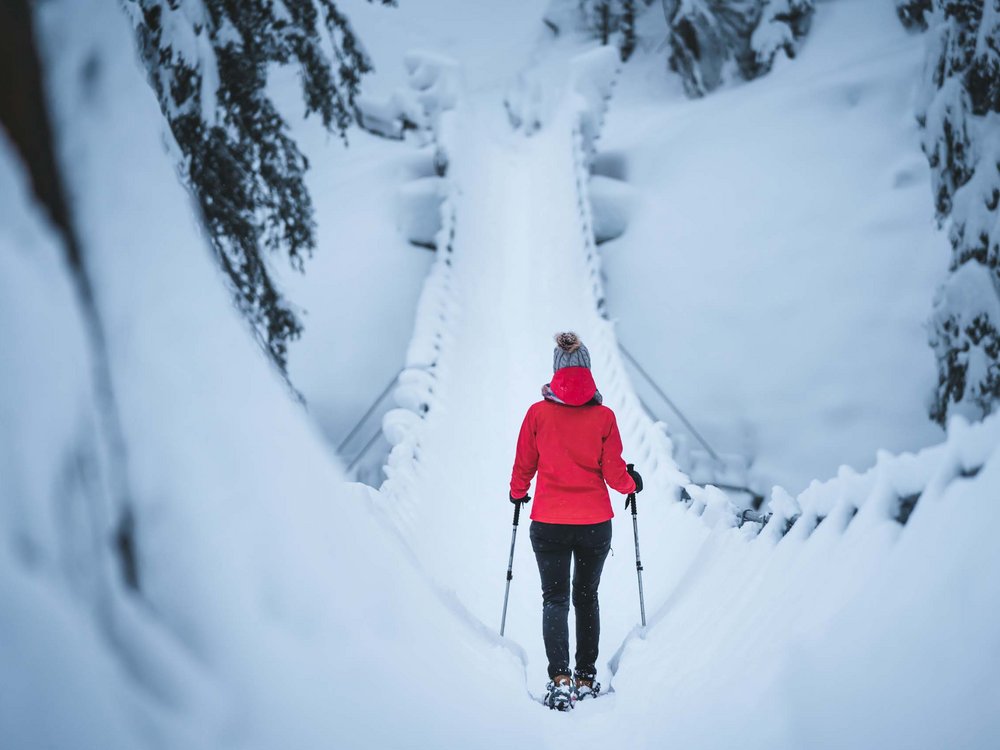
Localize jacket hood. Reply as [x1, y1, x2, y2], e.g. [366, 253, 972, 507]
[544, 367, 599, 407]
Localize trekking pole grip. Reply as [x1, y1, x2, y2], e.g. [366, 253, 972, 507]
[626, 463, 639, 514]
[513, 499, 522, 526]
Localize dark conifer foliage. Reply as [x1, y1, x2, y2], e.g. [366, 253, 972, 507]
[621, 1, 638, 60]
[579, 1, 642, 61]
[908, 1, 1000, 424]
[128, 0, 392, 372]
[896, 0, 934, 30]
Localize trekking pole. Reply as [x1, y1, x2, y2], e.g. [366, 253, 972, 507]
[625, 474, 647, 627]
[500, 499, 525, 636]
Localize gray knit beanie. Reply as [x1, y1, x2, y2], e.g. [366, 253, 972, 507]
[553, 332, 591, 371]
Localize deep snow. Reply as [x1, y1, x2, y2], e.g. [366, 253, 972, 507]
[601, 0, 949, 494]
[1, 1, 997, 748]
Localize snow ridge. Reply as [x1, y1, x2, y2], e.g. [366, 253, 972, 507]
[602, 412, 1000, 748]
[378, 67, 461, 536]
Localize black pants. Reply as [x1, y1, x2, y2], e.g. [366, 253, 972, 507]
[529, 520, 612, 679]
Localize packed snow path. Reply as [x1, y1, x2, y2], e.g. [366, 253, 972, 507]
[376, 76, 689, 694]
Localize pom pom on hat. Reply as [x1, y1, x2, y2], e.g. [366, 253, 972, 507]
[553, 331, 591, 371]
[555, 332, 581, 353]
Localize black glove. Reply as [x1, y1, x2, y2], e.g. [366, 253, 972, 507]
[626, 464, 643, 493]
[510, 493, 531, 505]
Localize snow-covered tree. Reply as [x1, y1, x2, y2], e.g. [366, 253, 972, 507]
[127, 0, 391, 372]
[930, 262, 1000, 423]
[621, 1, 639, 60]
[748, 0, 813, 78]
[664, 0, 740, 95]
[662, 0, 814, 96]
[968, 1, 1000, 113]
[579, 0, 643, 60]
[910, 1, 1000, 424]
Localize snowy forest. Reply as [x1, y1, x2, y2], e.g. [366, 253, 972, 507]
[1, 0, 997, 746]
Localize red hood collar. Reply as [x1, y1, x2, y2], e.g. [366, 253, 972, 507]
[547, 367, 597, 406]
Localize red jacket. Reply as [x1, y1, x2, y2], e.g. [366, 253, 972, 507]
[510, 368, 636, 524]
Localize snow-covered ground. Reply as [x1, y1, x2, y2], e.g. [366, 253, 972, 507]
[2, 0, 998, 748]
[602, 0, 949, 493]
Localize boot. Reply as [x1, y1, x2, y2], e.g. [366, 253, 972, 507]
[543, 674, 575, 711]
[574, 671, 601, 700]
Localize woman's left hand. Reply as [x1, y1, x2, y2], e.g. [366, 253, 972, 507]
[626, 464, 643, 493]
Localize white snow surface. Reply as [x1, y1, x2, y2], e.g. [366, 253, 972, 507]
[1, 0, 998, 748]
[602, 0, 949, 493]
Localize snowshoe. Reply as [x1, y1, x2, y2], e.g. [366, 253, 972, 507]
[542, 676, 576, 711]
[574, 673, 601, 701]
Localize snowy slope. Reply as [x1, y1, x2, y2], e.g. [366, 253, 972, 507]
[601, 0, 949, 493]
[0, 130, 149, 750]
[2, 1, 533, 746]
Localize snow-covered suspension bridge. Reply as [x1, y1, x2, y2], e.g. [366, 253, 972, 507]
[374, 49, 690, 694]
[364, 49, 1000, 744]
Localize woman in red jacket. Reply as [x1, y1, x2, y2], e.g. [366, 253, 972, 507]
[509, 332, 642, 711]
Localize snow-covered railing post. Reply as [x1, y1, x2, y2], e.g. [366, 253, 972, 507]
[728, 414, 995, 552]
[338, 51, 463, 492]
[562, 47, 692, 506]
[375, 51, 463, 530]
